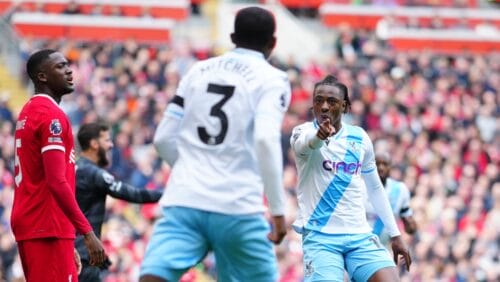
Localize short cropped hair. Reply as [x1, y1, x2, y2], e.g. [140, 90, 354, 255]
[233, 7, 275, 49]
[375, 151, 391, 164]
[77, 123, 110, 151]
[313, 75, 352, 113]
[26, 49, 57, 82]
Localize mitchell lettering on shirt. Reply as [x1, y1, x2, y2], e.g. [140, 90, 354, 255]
[199, 57, 256, 83]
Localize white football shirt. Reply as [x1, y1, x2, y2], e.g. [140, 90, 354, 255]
[291, 121, 378, 234]
[366, 178, 413, 242]
[158, 48, 291, 215]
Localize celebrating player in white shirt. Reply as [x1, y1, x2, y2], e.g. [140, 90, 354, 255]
[366, 151, 417, 246]
[290, 75, 411, 282]
[140, 6, 291, 282]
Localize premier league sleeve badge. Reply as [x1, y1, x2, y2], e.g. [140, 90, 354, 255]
[49, 119, 63, 135]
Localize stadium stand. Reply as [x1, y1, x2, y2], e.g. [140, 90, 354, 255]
[0, 0, 190, 19]
[1, 0, 190, 43]
[0, 1, 498, 281]
[320, 3, 500, 53]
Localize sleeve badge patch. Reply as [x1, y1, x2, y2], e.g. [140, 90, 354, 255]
[102, 171, 115, 184]
[50, 119, 63, 135]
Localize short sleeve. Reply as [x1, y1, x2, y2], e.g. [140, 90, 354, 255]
[399, 184, 413, 218]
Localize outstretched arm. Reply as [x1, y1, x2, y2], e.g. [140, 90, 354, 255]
[96, 169, 162, 203]
[291, 119, 335, 156]
[107, 181, 162, 203]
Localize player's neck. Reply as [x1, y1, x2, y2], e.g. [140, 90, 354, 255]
[80, 151, 98, 164]
[333, 121, 342, 135]
[34, 88, 61, 104]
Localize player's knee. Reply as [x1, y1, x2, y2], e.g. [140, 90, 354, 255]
[367, 266, 399, 282]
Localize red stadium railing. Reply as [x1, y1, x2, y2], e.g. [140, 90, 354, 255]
[386, 28, 500, 53]
[11, 12, 174, 42]
[279, 0, 325, 8]
[0, 0, 190, 20]
[319, 4, 500, 30]
[278, 0, 480, 8]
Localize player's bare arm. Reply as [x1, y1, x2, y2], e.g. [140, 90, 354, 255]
[390, 235, 411, 271]
[83, 231, 107, 267]
[268, 215, 287, 244]
[402, 216, 417, 235]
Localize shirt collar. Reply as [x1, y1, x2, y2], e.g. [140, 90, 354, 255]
[32, 94, 60, 107]
[232, 48, 265, 60]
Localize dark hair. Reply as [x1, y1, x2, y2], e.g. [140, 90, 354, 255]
[77, 123, 110, 151]
[26, 49, 57, 82]
[232, 6, 275, 49]
[313, 75, 351, 113]
[375, 151, 391, 165]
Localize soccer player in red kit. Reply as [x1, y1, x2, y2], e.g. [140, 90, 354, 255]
[11, 49, 107, 282]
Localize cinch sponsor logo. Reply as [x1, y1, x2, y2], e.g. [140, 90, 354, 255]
[322, 160, 361, 175]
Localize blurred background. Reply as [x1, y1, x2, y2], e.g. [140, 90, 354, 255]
[0, 0, 498, 281]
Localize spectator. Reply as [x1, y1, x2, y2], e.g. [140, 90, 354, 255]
[63, 0, 81, 15]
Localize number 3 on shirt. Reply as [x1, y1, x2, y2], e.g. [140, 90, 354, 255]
[198, 83, 235, 145]
[14, 138, 22, 186]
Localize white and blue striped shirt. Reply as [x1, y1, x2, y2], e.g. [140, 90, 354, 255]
[291, 120, 400, 237]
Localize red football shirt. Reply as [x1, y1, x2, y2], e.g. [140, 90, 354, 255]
[11, 94, 90, 241]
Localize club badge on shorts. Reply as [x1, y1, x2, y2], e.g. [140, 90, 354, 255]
[50, 119, 62, 135]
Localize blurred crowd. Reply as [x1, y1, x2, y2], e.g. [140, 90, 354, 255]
[0, 26, 498, 282]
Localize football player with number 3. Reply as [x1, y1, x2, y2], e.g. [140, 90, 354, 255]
[140, 6, 291, 282]
[11, 49, 107, 282]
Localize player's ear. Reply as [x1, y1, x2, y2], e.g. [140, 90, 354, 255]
[341, 100, 347, 113]
[269, 36, 276, 50]
[90, 139, 99, 150]
[37, 72, 47, 83]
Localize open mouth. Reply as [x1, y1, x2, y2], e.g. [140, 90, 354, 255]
[67, 77, 74, 85]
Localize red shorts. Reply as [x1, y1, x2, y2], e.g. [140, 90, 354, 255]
[18, 238, 77, 282]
